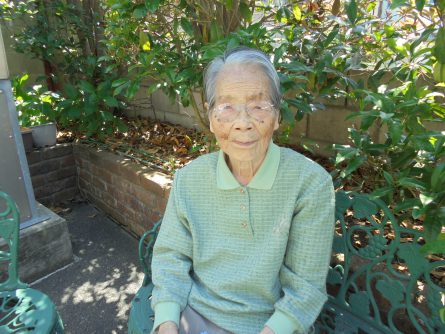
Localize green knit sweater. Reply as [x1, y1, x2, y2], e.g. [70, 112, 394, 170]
[151, 142, 335, 334]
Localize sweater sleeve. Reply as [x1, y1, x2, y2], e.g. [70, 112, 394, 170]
[151, 170, 193, 331]
[265, 174, 335, 334]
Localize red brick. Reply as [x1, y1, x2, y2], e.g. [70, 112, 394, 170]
[101, 192, 116, 207]
[133, 185, 155, 206]
[46, 166, 76, 182]
[107, 160, 122, 176]
[42, 144, 73, 160]
[156, 197, 168, 213]
[115, 178, 134, 195]
[51, 187, 78, 204]
[91, 176, 107, 191]
[120, 162, 142, 184]
[79, 177, 91, 192]
[31, 175, 45, 188]
[26, 150, 43, 165]
[29, 159, 60, 176]
[90, 164, 102, 176]
[101, 170, 114, 184]
[79, 169, 92, 183]
[59, 154, 75, 168]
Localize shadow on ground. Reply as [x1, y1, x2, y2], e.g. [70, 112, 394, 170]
[32, 199, 145, 334]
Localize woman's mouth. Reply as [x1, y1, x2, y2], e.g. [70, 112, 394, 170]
[233, 140, 257, 147]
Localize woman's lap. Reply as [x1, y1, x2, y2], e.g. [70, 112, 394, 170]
[179, 306, 232, 334]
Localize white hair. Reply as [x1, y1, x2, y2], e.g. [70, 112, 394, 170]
[204, 47, 282, 109]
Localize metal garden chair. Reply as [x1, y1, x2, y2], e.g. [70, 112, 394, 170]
[128, 191, 445, 334]
[0, 191, 64, 333]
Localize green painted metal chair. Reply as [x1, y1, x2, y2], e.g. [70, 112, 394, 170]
[0, 191, 64, 333]
[128, 191, 445, 334]
[128, 220, 161, 334]
[316, 191, 445, 334]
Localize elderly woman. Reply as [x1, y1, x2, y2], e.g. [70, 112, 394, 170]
[151, 47, 335, 334]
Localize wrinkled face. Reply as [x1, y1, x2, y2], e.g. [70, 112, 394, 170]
[208, 63, 279, 166]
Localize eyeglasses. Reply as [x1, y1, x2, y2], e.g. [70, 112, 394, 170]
[211, 101, 276, 122]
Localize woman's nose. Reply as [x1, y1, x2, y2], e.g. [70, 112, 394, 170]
[233, 109, 253, 131]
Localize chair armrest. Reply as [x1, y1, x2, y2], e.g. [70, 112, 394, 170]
[138, 219, 162, 286]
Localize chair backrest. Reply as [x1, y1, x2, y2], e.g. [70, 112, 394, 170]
[0, 191, 27, 291]
[316, 191, 445, 334]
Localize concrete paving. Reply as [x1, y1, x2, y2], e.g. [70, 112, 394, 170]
[31, 199, 145, 334]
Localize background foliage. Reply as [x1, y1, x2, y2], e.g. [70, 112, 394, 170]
[1, 0, 444, 253]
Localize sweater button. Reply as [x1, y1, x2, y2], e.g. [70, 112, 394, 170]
[242, 222, 247, 228]
[241, 205, 246, 210]
[240, 188, 245, 194]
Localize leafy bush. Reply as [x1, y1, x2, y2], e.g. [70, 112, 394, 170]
[331, 0, 445, 251]
[1, 0, 126, 137]
[12, 74, 60, 127]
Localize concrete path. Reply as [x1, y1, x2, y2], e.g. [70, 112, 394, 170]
[32, 200, 145, 334]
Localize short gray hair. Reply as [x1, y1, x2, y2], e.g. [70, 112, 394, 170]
[204, 47, 281, 109]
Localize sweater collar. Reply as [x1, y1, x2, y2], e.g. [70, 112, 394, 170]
[216, 141, 280, 190]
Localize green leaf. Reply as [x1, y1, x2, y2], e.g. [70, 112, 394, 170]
[112, 78, 129, 88]
[346, 0, 357, 25]
[293, 4, 302, 21]
[210, 20, 224, 43]
[398, 177, 427, 191]
[437, 0, 445, 11]
[126, 81, 140, 99]
[287, 99, 312, 114]
[139, 31, 151, 51]
[383, 171, 394, 185]
[280, 101, 295, 126]
[415, 0, 425, 11]
[431, 163, 445, 190]
[225, 0, 233, 10]
[180, 18, 194, 37]
[370, 186, 393, 198]
[390, 0, 409, 9]
[341, 155, 366, 178]
[79, 80, 95, 94]
[394, 198, 421, 213]
[64, 84, 78, 99]
[389, 121, 403, 145]
[440, 307, 445, 324]
[239, 1, 252, 22]
[133, 5, 147, 19]
[420, 233, 445, 254]
[376, 279, 405, 304]
[352, 194, 378, 219]
[101, 111, 114, 121]
[145, 0, 160, 13]
[324, 27, 339, 48]
[424, 214, 442, 242]
[104, 96, 119, 108]
[384, 25, 395, 38]
[434, 27, 445, 64]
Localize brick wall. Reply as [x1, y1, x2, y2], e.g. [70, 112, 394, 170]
[26, 143, 78, 205]
[73, 144, 171, 236]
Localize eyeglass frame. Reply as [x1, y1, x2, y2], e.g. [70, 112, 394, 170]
[209, 101, 278, 123]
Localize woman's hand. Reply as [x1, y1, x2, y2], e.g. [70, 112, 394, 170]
[259, 326, 275, 334]
[158, 321, 178, 334]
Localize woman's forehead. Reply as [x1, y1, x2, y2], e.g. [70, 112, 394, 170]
[215, 64, 270, 101]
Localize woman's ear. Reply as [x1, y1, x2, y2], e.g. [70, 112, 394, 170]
[205, 102, 214, 133]
[273, 113, 280, 131]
